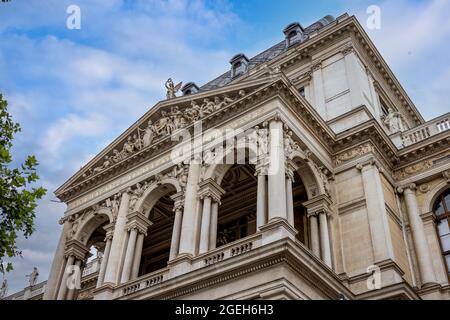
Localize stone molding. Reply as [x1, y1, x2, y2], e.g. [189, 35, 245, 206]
[197, 178, 225, 204]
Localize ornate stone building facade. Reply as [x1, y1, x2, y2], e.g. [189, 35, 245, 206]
[45, 14, 450, 300]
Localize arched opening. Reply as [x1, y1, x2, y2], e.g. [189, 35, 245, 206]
[138, 186, 177, 276]
[75, 213, 110, 300]
[433, 188, 450, 280]
[292, 171, 309, 245]
[216, 163, 257, 247]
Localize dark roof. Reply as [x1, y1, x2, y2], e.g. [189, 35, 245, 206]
[200, 15, 335, 91]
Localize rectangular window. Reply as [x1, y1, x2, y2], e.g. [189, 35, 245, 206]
[380, 98, 389, 116]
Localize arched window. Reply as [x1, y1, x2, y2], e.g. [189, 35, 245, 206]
[434, 189, 450, 279]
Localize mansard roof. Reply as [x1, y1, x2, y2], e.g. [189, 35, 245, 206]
[200, 15, 336, 91]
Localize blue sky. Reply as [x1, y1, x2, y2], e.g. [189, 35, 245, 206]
[1, 0, 449, 294]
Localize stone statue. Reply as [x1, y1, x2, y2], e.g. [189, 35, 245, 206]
[200, 98, 215, 117]
[110, 193, 121, 221]
[112, 149, 125, 163]
[26, 267, 39, 287]
[184, 101, 201, 122]
[170, 106, 186, 129]
[156, 111, 175, 136]
[284, 131, 300, 159]
[256, 126, 269, 157]
[123, 136, 135, 154]
[383, 108, 404, 134]
[165, 78, 183, 100]
[174, 163, 188, 190]
[93, 156, 111, 174]
[133, 134, 142, 151]
[0, 279, 7, 299]
[142, 120, 156, 148]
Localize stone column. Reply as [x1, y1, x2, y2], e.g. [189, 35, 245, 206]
[256, 163, 268, 230]
[357, 160, 394, 262]
[66, 259, 82, 300]
[197, 179, 225, 255]
[169, 204, 184, 261]
[285, 163, 295, 227]
[131, 233, 145, 279]
[398, 184, 437, 286]
[120, 227, 138, 284]
[96, 231, 113, 288]
[304, 196, 332, 265]
[178, 162, 201, 256]
[308, 212, 320, 257]
[199, 196, 212, 254]
[104, 191, 131, 284]
[268, 119, 287, 221]
[209, 202, 219, 250]
[56, 255, 74, 300]
[121, 211, 152, 283]
[319, 212, 332, 267]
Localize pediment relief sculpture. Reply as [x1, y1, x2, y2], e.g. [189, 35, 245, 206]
[80, 90, 248, 182]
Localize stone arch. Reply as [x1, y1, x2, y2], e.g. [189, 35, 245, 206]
[134, 177, 182, 218]
[290, 151, 326, 199]
[202, 143, 256, 184]
[423, 181, 450, 213]
[74, 207, 113, 246]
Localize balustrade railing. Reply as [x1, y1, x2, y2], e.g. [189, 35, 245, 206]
[394, 113, 450, 148]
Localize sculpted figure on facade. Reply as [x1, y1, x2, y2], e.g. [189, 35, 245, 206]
[165, 78, 182, 100]
[170, 106, 187, 130]
[142, 120, 156, 148]
[155, 111, 176, 136]
[383, 107, 407, 134]
[133, 134, 142, 151]
[284, 130, 301, 159]
[200, 98, 215, 117]
[256, 126, 269, 157]
[92, 156, 111, 174]
[123, 136, 135, 155]
[26, 267, 39, 287]
[184, 101, 201, 122]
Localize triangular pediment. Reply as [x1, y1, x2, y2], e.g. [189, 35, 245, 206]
[55, 76, 276, 201]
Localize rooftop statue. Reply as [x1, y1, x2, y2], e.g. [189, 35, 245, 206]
[26, 267, 39, 287]
[165, 78, 183, 100]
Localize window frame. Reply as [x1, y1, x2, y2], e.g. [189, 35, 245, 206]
[434, 189, 450, 280]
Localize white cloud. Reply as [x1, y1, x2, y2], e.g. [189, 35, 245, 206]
[40, 113, 109, 161]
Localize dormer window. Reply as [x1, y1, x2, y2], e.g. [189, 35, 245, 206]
[283, 22, 305, 47]
[181, 82, 200, 96]
[230, 53, 249, 78]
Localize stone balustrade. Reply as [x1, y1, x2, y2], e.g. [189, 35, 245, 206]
[82, 257, 102, 277]
[118, 268, 169, 298]
[391, 112, 450, 149]
[192, 233, 262, 270]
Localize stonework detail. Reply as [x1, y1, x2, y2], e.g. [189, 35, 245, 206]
[334, 143, 374, 165]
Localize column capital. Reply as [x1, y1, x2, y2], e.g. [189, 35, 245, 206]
[170, 192, 185, 213]
[64, 239, 90, 262]
[125, 211, 152, 236]
[396, 183, 417, 195]
[356, 157, 383, 173]
[303, 195, 332, 218]
[198, 178, 225, 203]
[285, 160, 296, 181]
[311, 59, 323, 72]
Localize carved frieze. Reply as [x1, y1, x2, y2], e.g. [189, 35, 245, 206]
[334, 143, 374, 166]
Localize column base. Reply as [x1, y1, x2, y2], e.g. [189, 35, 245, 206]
[259, 217, 298, 246]
[167, 254, 193, 278]
[92, 282, 116, 300]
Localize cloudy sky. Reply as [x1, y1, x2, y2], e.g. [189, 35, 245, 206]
[0, 0, 449, 294]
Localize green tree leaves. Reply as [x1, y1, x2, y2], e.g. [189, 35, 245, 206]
[0, 94, 47, 273]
